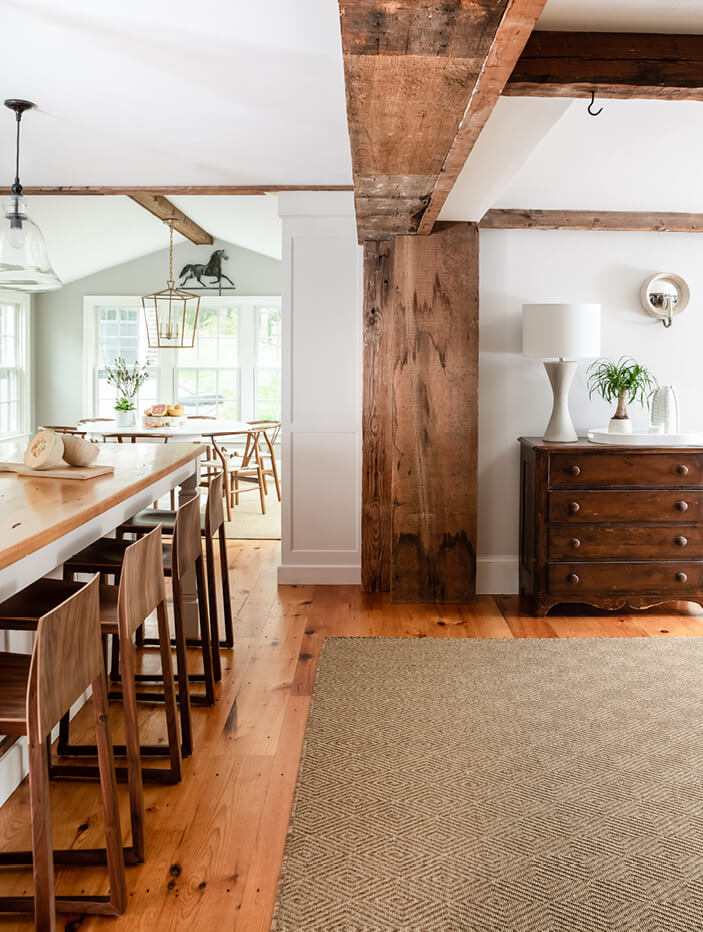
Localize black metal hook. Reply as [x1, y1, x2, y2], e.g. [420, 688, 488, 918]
[587, 91, 603, 117]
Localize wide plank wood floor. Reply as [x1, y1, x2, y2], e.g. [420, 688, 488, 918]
[1, 539, 703, 930]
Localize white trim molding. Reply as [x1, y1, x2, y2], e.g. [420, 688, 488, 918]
[477, 555, 519, 595]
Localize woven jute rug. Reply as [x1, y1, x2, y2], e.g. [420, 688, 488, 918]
[223, 488, 280, 540]
[273, 637, 703, 931]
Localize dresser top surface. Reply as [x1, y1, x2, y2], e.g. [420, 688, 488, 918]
[519, 436, 703, 453]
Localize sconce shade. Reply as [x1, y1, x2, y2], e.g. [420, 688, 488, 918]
[522, 303, 601, 359]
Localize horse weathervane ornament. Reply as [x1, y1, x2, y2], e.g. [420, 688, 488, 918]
[178, 249, 236, 294]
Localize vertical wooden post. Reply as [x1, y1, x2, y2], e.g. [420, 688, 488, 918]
[391, 222, 479, 602]
[362, 241, 395, 592]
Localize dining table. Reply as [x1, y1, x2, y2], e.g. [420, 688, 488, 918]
[78, 418, 268, 520]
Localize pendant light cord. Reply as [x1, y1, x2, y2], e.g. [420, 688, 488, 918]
[167, 220, 175, 288]
[12, 109, 22, 196]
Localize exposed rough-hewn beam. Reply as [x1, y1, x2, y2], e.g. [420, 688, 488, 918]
[417, 0, 548, 235]
[391, 222, 479, 602]
[128, 194, 213, 245]
[505, 32, 703, 100]
[480, 209, 703, 232]
[4, 185, 353, 196]
[339, 0, 547, 241]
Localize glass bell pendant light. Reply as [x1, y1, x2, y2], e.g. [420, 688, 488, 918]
[0, 99, 61, 292]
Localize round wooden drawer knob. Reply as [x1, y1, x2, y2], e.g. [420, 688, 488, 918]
[567, 573, 580, 584]
[675, 536, 688, 547]
[569, 538, 581, 549]
[568, 465, 581, 477]
[677, 464, 689, 475]
[676, 572, 688, 583]
[568, 501, 580, 514]
[676, 501, 689, 512]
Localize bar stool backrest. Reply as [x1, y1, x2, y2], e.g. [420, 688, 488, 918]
[172, 496, 202, 579]
[205, 471, 225, 536]
[28, 574, 102, 740]
[118, 526, 166, 638]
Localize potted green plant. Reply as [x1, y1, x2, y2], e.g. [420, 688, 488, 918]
[587, 356, 658, 434]
[114, 396, 136, 427]
[105, 357, 150, 426]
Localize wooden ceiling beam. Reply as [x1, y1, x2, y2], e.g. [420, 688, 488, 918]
[5, 185, 353, 196]
[504, 32, 703, 100]
[128, 194, 213, 245]
[480, 209, 703, 232]
[339, 0, 548, 241]
[417, 0, 548, 235]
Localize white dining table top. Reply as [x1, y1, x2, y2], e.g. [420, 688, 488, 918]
[78, 418, 255, 438]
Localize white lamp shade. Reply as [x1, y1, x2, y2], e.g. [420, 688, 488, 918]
[522, 303, 601, 359]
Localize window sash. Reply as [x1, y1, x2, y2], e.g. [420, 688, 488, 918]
[85, 296, 281, 422]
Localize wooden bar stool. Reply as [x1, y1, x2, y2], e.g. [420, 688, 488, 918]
[0, 575, 126, 931]
[53, 526, 182, 796]
[63, 496, 214, 758]
[117, 471, 234, 659]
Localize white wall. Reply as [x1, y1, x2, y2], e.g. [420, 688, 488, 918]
[277, 192, 363, 584]
[33, 239, 281, 427]
[478, 228, 703, 593]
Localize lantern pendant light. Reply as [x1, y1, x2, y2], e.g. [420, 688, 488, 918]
[0, 99, 62, 292]
[142, 219, 200, 348]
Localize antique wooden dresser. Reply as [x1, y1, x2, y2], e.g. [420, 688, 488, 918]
[519, 437, 703, 615]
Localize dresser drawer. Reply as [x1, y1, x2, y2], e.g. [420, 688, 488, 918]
[548, 561, 703, 596]
[550, 452, 703, 489]
[549, 490, 703, 523]
[549, 525, 703, 560]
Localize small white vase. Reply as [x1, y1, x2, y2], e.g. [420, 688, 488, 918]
[651, 385, 679, 434]
[115, 409, 135, 427]
[608, 417, 633, 434]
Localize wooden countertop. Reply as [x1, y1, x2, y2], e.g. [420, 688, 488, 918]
[0, 441, 206, 571]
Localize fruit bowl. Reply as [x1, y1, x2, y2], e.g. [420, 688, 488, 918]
[143, 403, 186, 428]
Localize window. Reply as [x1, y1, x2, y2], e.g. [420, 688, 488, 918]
[0, 295, 30, 438]
[92, 304, 160, 417]
[256, 305, 282, 419]
[84, 296, 281, 421]
[175, 306, 241, 418]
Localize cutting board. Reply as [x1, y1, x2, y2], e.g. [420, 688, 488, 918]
[0, 462, 115, 480]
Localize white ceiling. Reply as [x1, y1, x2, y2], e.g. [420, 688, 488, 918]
[26, 194, 282, 283]
[5, 0, 703, 281]
[0, 0, 352, 185]
[537, 0, 703, 32]
[494, 99, 703, 212]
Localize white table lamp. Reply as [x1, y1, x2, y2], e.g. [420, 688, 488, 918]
[523, 303, 601, 443]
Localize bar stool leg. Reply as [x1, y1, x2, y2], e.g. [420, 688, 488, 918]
[118, 635, 145, 863]
[196, 556, 215, 705]
[204, 534, 222, 681]
[171, 572, 193, 758]
[156, 600, 183, 781]
[28, 738, 56, 932]
[218, 524, 234, 649]
[93, 671, 127, 916]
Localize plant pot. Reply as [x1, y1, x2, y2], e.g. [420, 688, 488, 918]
[608, 417, 632, 434]
[115, 409, 136, 427]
